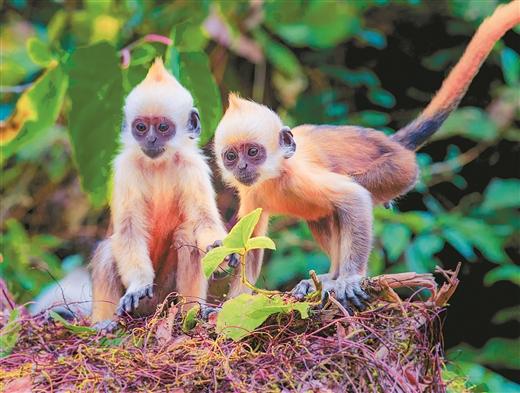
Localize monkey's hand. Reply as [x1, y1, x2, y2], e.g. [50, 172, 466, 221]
[93, 319, 119, 333]
[292, 274, 369, 313]
[116, 283, 154, 316]
[206, 240, 240, 279]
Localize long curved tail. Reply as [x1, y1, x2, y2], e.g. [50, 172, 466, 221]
[391, 0, 520, 150]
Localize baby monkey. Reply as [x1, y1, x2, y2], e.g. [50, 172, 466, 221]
[214, 1, 519, 310]
[90, 59, 227, 329]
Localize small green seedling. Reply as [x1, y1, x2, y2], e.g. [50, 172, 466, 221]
[202, 208, 311, 341]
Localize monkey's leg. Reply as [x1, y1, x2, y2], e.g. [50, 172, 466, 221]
[292, 216, 339, 298]
[293, 181, 373, 310]
[227, 210, 270, 298]
[90, 240, 123, 330]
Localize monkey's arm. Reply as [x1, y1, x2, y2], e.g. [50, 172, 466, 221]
[111, 172, 154, 315]
[227, 200, 270, 298]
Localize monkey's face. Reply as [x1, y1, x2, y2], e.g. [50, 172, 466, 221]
[131, 116, 175, 158]
[221, 142, 267, 186]
[130, 111, 200, 159]
[220, 127, 295, 187]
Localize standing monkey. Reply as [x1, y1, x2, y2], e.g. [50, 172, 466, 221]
[213, 2, 520, 308]
[91, 59, 227, 328]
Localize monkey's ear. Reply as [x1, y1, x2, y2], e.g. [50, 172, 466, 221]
[279, 126, 296, 159]
[187, 108, 201, 139]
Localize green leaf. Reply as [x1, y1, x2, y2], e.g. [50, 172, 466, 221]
[446, 361, 519, 393]
[501, 47, 519, 86]
[0, 309, 21, 358]
[217, 293, 310, 341]
[265, 1, 359, 49]
[381, 223, 411, 261]
[442, 228, 476, 261]
[492, 306, 520, 324]
[368, 88, 396, 108]
[253, 29, 302, 76]
[432, 107, 498, 142]
[202, 246, 243, 279]
[246, 236, 276, 251]
[1, 64, 68, 163]
[182, 305, 200, 333]
[484, 265, 520, 286]
[450, 338, 520, 370]
[481, 178, 520, 212]
[177, 52, 222, 146]
[405, 234, 444, 273]
[67, 41, 123, 206]
[26, 37, 55, 67]
[170, 22, 207, 52]
[129, 43, 156, 66]
[50, 311, 97, 336]
[223, 208, 263, 249]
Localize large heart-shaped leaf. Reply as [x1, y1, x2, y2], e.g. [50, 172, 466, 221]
[67, 41, 123, 206]
[217, 293, 310, 341]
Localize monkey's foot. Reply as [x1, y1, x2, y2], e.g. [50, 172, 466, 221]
[207, 240, 239, 278]
[292, 274, 369, 312]
[200, 305, 221, 320]
[93, 319, 118, 333]
[116, 284, 154, 316]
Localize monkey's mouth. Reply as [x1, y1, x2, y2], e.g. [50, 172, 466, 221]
[236, 172, 259, 186]
[142, 147, 166, 159]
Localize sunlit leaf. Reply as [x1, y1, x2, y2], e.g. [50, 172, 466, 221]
[50, 311, 97, 336]
[0, 309, 21, 358]
[217, 293, 310, 341]
[67, 41, 123, 206]
[246, 236, 276, 251]
[26, 37, 55, 67]
[223, 208, 263, 249]
[1, 64, 68, 160]
[202, 246, 243, 279]
[182, 305, 200, 333]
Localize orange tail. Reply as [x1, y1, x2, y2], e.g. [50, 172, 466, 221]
[392, 0, 520, 150]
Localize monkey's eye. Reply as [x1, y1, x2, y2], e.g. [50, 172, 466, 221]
[158, 123, 169, 133]
[136, 123, 147, 133]
[225, 151, 237, 161]
[248, 147, 258, 157]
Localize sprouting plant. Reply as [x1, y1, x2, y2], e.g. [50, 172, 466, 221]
[202, 208, 311, 341]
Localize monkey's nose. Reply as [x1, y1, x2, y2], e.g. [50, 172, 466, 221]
[238, 162, 248, 170]
[147, 135, 158, 145]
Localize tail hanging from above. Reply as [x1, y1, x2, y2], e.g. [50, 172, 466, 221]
[391, 0, 520, 151]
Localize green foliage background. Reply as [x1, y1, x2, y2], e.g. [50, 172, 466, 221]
[0, 0, 518, 390]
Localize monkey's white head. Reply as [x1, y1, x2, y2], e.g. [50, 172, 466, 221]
[214, 94, 295, 189]
[122, 58, 201, 160]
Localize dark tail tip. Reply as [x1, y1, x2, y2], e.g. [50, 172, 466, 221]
[391, 111, 449, 151]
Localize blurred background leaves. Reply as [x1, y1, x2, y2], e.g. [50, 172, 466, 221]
[0, 0, 518, 390]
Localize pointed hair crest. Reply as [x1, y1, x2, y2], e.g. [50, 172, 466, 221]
[143, 57, 176, 85]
